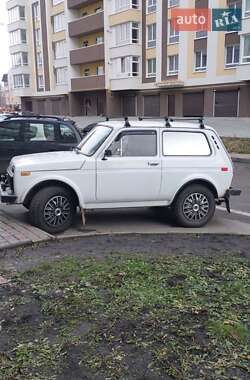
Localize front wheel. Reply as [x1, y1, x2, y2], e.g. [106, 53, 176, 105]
[173, 184, 216, 228]
[29, 186, 76, 234]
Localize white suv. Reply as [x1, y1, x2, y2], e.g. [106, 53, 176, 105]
[0, 118, 241, 234]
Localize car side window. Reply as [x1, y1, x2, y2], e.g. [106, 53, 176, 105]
[0, 121, 22, 142]
[109, 131, 157, 157]
[23, 122, 56, 142]
[59, 124, 77, 144]
[162, 131, 211, 156]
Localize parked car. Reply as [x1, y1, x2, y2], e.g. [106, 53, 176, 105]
[0, 114, 82, 174]
[0, 117, 241, 234]
[80, 122, 98, 138]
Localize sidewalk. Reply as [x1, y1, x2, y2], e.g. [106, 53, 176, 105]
[231, 154, 250, 163]
[0, 210, 52, 250]
[72, 117, 250, 138]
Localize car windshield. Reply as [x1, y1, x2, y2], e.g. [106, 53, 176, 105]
[77, 125, 112, 156]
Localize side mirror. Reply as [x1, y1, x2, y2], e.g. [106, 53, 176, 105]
[102, 149, 112, 160]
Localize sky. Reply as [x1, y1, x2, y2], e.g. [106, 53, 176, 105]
[0, 0, 10, 82]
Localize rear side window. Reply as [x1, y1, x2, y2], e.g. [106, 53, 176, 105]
[0, 121, 22, 141]
[163, 131, 211, 156]
[23, 122, 56, 142]
[59, 124, 77, 143]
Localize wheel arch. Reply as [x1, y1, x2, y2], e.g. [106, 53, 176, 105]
[23, 180, 81, 209]
[171, 179, 218, 206]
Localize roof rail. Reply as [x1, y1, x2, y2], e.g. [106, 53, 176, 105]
[167, 117, 205, 129]
[4, 113, 67, 122]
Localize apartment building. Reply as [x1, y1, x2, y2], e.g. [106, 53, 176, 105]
[7, 0, 250, 117]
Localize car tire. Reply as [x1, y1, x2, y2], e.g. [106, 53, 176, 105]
[173, 184, 215, 228]
[29, 186, 76, 234]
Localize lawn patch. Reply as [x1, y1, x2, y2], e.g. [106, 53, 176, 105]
[0, 255, 249, 379]
[222, 137, 250, 154]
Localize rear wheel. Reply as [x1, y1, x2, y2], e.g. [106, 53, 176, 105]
[173, 184, 215, 228]
[29, 186, 76, 234]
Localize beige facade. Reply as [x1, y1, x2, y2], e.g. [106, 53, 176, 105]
[6, 0, 250, 116]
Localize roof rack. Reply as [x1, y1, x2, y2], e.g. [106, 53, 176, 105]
[137, 116, 205, 129]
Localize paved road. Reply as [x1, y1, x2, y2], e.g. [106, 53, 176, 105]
[0, 162, 249, 241]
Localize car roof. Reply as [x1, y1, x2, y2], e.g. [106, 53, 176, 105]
[0, 116, 72, 124]
[97, 119, 215, 132]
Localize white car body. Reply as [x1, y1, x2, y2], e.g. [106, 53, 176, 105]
[1, 119, 239, 232]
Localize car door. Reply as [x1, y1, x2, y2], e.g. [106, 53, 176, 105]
[22, 121, 61, 155]
[0, 120, 24, 173]
[96, 129, 161, 203]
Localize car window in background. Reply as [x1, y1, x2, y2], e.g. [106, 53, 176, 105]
[59, 123, 77, 143]
[23, 122, 56, 142]
[0, 121, 22, 141]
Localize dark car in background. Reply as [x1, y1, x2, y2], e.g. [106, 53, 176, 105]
[0, 114, 82, 174]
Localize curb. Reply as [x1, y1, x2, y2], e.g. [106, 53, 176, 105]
[231, 156, 250, 164]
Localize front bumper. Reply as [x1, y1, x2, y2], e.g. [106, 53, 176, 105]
[217, 187, 241, 213]
[0, 175, 17, 204]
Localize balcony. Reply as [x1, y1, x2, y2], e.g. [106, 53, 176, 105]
[67, 0, 98, 9]
[70, 44, 104, 65]
[71, 74, 105, 91]
[68, 11, 104, 37]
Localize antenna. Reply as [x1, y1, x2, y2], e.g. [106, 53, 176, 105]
[199, 118, 205, 129]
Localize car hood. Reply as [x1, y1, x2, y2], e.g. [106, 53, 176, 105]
[11, 151, 85, 172]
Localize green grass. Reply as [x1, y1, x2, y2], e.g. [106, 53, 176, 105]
[0, 255, 250, 379]
[222, 137, 250, 154]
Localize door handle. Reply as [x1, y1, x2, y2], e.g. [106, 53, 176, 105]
[148, 162, 159, 167]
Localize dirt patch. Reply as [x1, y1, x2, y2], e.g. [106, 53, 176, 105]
[0, 235, 250, 380]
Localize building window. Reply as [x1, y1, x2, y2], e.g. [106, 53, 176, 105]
[115, 56, 139, 77]
[11, 52, 28, 67]
[168, 54, 179, 75]
[114, 22, 139, 46]
[225, 45, 240, 67]
[245, 0, 250, 16]
[147, 0, 156, 13]
[52, 0, 64, 5]
[195, 51, 207, 71]
[13, 74, 30, 88]
[169, 21, 179, 43]
[8, 6, 25, 23]
[168, 0, 179, 7]
[147, 58, 156, 77]
[54, 39, 66, 59]
[35, 28, 41, 46]
[55, 67, 68, 84]
[52, 13, 65, 33]
[243, 34, 250, 63]
[33, 3, 40, 20]
[115, 0, 139, 12]
[9, 29, 27, 45]
[147, 24, 156, 48]
[96, 35, 104, 44]
[195, 30, 208, 39]
[38, 75, 44, 89]
[37, 52, 43, 66]
[97, 65, 104, 75]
